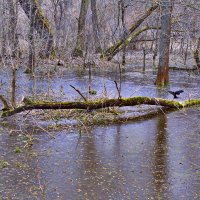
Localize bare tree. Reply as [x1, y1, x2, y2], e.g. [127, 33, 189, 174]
[194, 37, 200, 69]
[26, 3, 36, 74]
[72, 0, 90, 57]
[91, 0, 102, 53]
[155, 0, 173, 86]
[8, 0, 19, 58]
[120, 0, 127, 65]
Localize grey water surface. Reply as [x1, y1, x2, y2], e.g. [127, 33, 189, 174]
[0, 66, 199, 199]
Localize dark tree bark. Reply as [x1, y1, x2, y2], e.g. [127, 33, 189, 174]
[72, 0, 90, 57]
[120, 0, 127, 65]
[8, 0, 19, 58]
[91, 0, 102, 53]
[1, 0, 7, 57]
[155, 0, 173, 86]
[26, 5, 35, 74]
[18, 0, 55, 58]
[194, 37, 200, 68]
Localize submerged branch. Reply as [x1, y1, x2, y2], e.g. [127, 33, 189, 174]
[1, 96, 200, 117]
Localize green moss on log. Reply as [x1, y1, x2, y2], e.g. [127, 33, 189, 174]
[184, 99, 200, 107]
[2, 96, 197, 118]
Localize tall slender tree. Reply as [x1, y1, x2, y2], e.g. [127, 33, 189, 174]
[27, 3, 35, 74]
[72, 0, 90, 57]
[155, 0, 173, 86]
[91, 0, 102, 53]
[8, 0, 18, 58]
[194, 37, 200, 68]
[120, 0, 127, 65]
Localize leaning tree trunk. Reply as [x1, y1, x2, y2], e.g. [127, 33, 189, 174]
[155, 0, 173, 86]
[91, 0, 102, 53]
[193, 37, 200, 69]
[18, 0, 55, 58]
[101, 2, 159, 60]
[103, 26, 160, 61]
[72, 0, 90, 57]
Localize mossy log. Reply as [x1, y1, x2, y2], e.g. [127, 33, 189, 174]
[1, 96, 200, 118]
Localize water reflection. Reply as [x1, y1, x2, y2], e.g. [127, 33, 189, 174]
[0, 66, 200, 199]
[152, 114, 169, 199]
[0, 109, 200, 199]
[0, 66, 200, 107]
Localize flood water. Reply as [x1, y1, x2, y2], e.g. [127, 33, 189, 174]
[0, 65, 200, 199]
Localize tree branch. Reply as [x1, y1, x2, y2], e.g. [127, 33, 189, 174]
[114, 81, 121, 99]
[70, 85, 88, 102]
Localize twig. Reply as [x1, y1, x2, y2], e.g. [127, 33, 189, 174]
[114, 81, 122, 99]
[37, 125, 55, 139]
[70, 85, 87, 102]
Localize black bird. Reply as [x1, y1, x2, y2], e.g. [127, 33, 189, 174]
[168, 90, 184, 98]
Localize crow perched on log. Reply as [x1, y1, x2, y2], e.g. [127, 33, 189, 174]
[168, 90, 184, 98]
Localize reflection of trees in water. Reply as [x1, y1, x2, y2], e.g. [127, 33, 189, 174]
[153, 114, 169, 198]
[11, 67, 16, 107]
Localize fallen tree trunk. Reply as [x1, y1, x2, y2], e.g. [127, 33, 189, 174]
[101, 3, 159, 60]
[1, 96, 200, 117]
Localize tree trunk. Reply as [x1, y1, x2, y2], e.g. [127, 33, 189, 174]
[155, 0, 173, 86]
[101, 2, 159, 60]
[1, 95, 200, 118]
[8, 0, 19, 58]
[1, 0, 7, 57]
[91, 0, 102, 53]
[72, 0, 90, 57]
[121, 0, 127, 66]
[194, 37, 200, 68]
[27, 4, 35, 74]
[18, 0, 55, 58]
